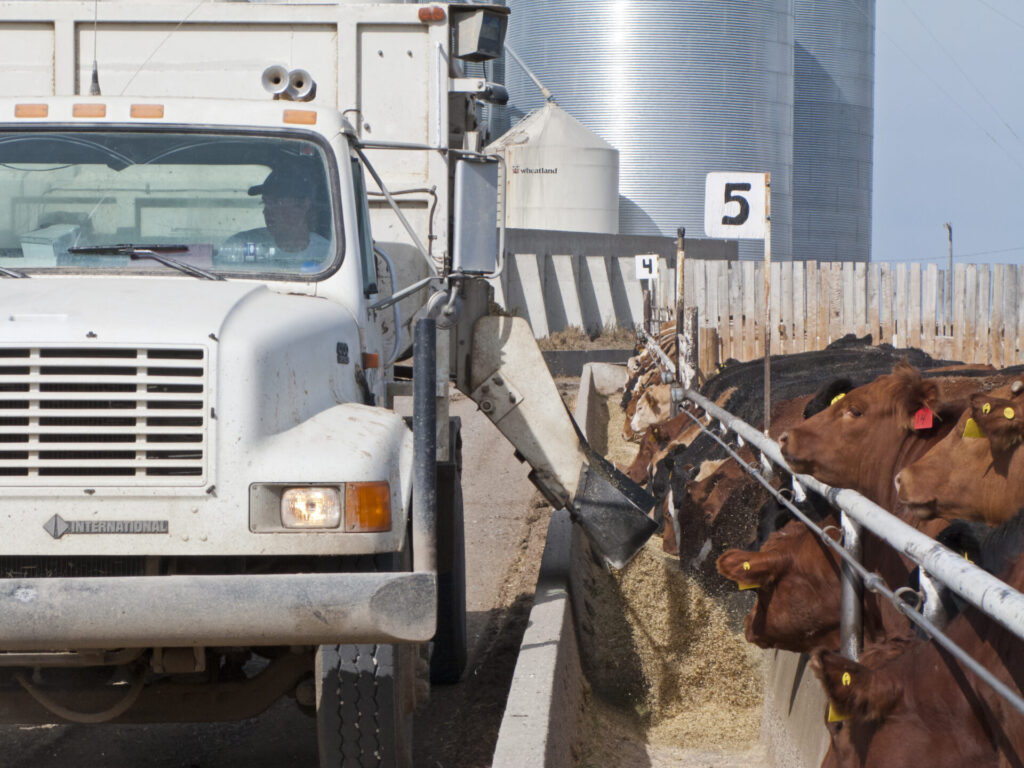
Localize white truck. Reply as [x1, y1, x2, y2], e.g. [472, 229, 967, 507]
[0, 2, 655, 765]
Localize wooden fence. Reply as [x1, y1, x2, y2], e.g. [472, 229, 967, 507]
[681, 260, 1024, 368]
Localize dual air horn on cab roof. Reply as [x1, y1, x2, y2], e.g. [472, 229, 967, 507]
[261, 65, 317, 102]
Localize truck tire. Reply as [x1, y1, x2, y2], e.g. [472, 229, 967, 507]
[430, 419, 467, 684]
[316, 643, 414, 768]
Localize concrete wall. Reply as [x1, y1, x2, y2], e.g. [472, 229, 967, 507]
[491, 228, 738, 338]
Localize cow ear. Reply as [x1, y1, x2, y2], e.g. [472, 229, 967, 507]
[905, 377, 940, 429]
[716, 548, 786, 589]
[811, 651, 901, 722]
[971, 394, 1024, 454]
[803, 378, 855, 419]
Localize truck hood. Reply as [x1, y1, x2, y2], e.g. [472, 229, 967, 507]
[0, 276, 367, 437]
[0, 278, 271, 344]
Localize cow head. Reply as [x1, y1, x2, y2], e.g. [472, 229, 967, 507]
[717, 519, 842, 652]
[896, 388, 1024, 525]
[779, 364, 939, 496]
[628, 383, 672, 437]
[812, 649, 902, 723]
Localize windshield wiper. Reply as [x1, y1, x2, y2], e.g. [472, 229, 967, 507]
[66, 244, 224, 281]
[0, 265, 28, 278]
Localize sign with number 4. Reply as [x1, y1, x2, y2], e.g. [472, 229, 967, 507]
[635, 253, 658, 281]
[704, 172, 768, 240]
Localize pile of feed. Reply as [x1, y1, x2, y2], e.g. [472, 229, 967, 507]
[574, 536, 764, 756]
[571, 390, 767, 766]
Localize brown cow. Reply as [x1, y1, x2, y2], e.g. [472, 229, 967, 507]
[717, 515, 917, 654]
[813, 642, 1002, 768]
[812, 526, 1024, 768]
[896, 385, 1024, 525]
[717, 366, 972, 653]
[717, 518, 843, 651]
[623, 418, 680, 484]
[778, 363, 948, 509]
[780, 364, 1018, 511]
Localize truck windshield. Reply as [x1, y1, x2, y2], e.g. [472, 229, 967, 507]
[0, 129, 339, 279]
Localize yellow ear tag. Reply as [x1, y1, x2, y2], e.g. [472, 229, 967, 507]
[830, 392, 846, 406]
[737, 560, 760, 589]
[963, 417, 985, 439]
[1005, 407, 1015, 420]
[982, 402, 992, 414]
[965, 552, 974, 564]
[827, 703, 850, 723]
[842, 672, 852, 686]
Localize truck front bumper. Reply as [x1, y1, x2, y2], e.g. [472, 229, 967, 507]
[0, 572, 436, 650]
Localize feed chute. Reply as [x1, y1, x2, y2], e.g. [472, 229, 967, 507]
[458, 312, 656, 569]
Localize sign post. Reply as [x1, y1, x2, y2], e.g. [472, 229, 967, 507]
[704, 171, 771, 433]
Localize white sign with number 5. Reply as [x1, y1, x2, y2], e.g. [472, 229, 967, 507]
[704, 172, 767, 240]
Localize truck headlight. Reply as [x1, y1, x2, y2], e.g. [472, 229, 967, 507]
[281, 488, 341, 529]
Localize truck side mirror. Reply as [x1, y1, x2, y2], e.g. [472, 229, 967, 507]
[452, 158, 498, 275]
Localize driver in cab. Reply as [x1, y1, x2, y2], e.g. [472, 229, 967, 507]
[219, 166, 330, 271]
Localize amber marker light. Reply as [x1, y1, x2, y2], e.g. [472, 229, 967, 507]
[418, 5, 445, 22]
[362, 352, 380, 369]
[283, 109, 317, 125]
[73, 103, 107, 118]
[131, 104, 165, 119]
[345, 481, 391, 532]
[15, 104, 48, 118]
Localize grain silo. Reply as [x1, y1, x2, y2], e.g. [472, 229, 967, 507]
[486, 103, 619, 234]
[495, 0, 794, 261]
[792, 0, 875, 262]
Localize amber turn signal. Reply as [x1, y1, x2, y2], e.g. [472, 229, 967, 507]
[418, 6, 445, 22]
[345, 481, 391, 532]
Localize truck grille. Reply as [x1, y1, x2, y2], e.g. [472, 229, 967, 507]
[0, 347, 208, 486]
[0, 556, 148, 578]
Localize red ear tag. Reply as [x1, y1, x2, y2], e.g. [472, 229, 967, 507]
[913, 407, 934, 430]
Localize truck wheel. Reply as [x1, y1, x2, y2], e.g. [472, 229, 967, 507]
[430, 420, 467, 684]
[316, 643, 414, 768]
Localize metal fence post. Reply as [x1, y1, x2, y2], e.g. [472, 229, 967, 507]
[839, 511, 863, 660]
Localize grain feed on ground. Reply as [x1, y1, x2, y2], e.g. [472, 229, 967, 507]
[576, 695, 769, 768]
[572, 388, 764, 761]
[538, 325, 638, 351]
[573, 538, 765, 759]
[597, 396, 639, 470]
[618, 539, 764, 749]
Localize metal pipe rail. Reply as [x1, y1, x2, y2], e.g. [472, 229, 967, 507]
[677, 404, 1024, 719]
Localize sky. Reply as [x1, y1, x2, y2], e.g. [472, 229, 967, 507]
[872, 0, 1024, 265]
